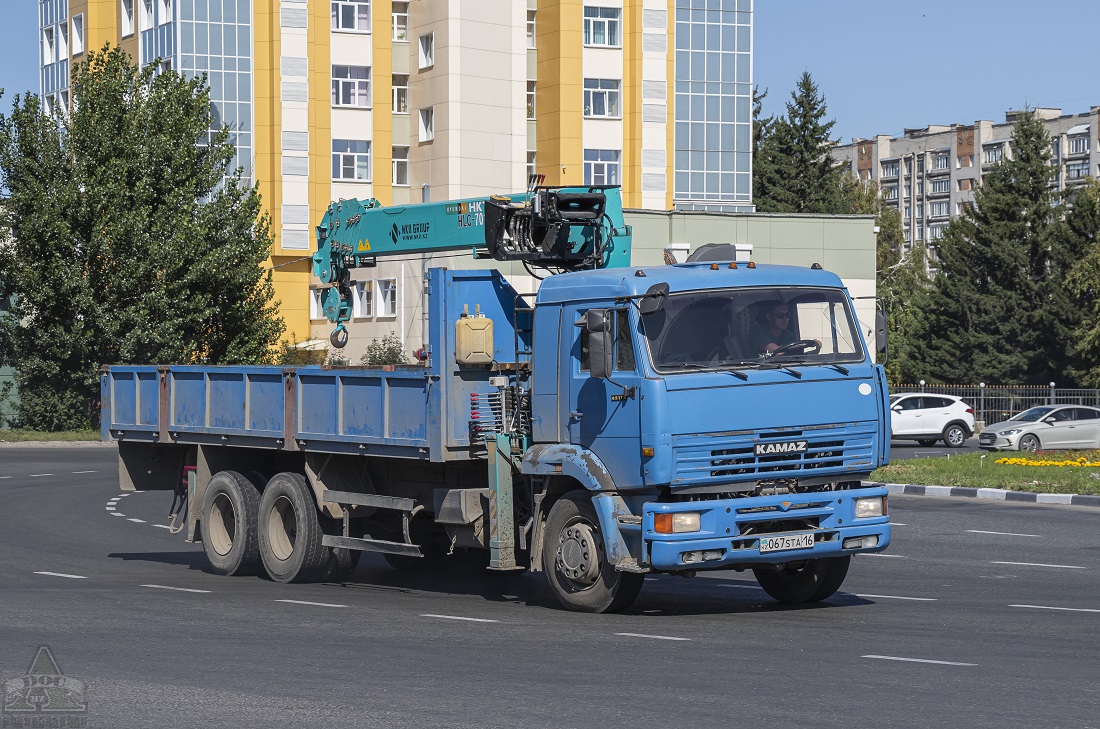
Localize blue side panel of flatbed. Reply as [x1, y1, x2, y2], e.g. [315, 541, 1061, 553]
[101, 269, 530, 462]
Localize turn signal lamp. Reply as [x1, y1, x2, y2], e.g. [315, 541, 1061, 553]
[641, 446, 655, 457]
[654, 512, 701, 533]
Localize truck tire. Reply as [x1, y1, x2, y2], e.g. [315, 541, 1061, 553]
[200, 470, 261, 576]
[321, 548, 359, 583]
[752, 556, 851, 604]
[258, 472, 329, 583]
[542, 491, 643, 613]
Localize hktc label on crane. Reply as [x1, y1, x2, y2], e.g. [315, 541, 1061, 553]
[445, 201, 485, 229]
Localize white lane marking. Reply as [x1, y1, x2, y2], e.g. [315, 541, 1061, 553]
[141, 584, 211, 594]
[108, 498, 120, 503]
[967, 529, 1040, 538]
[891, 523, 908, 526]
[1010, 604, 1100, 614]
[275, 599, 348, 608]
[615, 632, 691, 642]
[105, 506, 116, 511]
[28, 474, 53, 478]
[863, 655, 976, 666]
[34, 572, 87, 579]
[420, 614, 498, 623]
[127, 518, 146, 523]
[152, 524, 172, 530]
[991, 561, 1085, 570]
[717, 584, 763, 590]
[118, 493, 132, 497]
[110, 512, 125, 517]
[0, 476, 10, 479]
[71, 470, 97, 474]
[856, 594, 938, 602]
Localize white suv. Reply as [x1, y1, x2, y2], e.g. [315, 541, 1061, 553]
[890, 394, 976, 448]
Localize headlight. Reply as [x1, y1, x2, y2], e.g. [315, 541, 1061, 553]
[999, 428, 1023, 436]
[855, 496, 885, 518]
[654, 512, 701, 533]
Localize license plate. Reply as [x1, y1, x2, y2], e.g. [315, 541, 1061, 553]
[759, 533, 815, 553]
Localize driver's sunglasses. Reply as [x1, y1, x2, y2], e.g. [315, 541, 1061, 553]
[770, 312, 789, 320]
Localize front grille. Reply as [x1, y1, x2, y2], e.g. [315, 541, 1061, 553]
[672, 424, 875, 487]
[979, 433, 995, 443]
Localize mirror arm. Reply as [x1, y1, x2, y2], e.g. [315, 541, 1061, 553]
[605, 377, 636, 400]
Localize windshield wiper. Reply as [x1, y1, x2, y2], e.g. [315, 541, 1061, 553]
[665, 362, 750, 380]
[779, 357, 850, 375]
[722, 359, 802, 379]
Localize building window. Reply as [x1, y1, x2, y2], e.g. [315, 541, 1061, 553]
[930, 179, 950, 194]
[332, 140, 371, 181]
[583, 6, 621, 47]
[42, 26, 56, 66]
[916, 226, 924, 241]
[377, 279, 398, 317]
[584, 149, 620, 185]
[392, 74, 408, 113]
[527, 151, 536, 180]
[418, 32, 435, 69]
[882, 186, 898, 201]
[904, 205, 911, 219]
[904, 158, 912, 175]
[1067, 161, 1090, 180]
[1069, 136, 1090, 155]
[160, 0, 172, 24]
[527, 10, 537, 48]
[418, 107, 434, 142]
[332, 1, 370, 32]
[121, 0, 135, 37]
[930, 201, 949, 218]
[902, 185, 910, 199]
[917, 156, 925, 173]
[933, 154, 949, 170]
[58, 23, 69, 58]
[332, 65, 371, 108]
[353, 281, 373, 318]
[929, 224, 947, 240]
[310, 289, 324, 320]
[982, 145, 1003, 165]
[71, 14, 84, 55]
[880, 161, 899, 178]
[392, 1, 408, 41]
[140, 0, 154, 32]
[915, 203, 923, 220]
[583, 79, 620, 118]
[392, 145, 409, 186]
[527, 81, 536, 119]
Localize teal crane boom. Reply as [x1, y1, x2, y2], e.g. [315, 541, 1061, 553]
[311, 182, 632, 346]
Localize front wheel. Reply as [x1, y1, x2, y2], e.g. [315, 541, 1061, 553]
[752, 556, 851, 604]
[943, 423, 968, 448]
[542, 492, 643, 613]
[1019, 434, 1041, 452]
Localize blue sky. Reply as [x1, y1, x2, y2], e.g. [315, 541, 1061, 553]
[1, 1, 1097, 143]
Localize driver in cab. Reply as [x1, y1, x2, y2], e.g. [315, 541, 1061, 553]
[752, 303, 795, 354]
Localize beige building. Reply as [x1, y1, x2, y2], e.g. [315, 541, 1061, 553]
[831, 106, 1100, 272]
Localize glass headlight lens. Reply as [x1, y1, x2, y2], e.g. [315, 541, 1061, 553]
[999, 428, 1023, 436]
[855, 497, 885, 518]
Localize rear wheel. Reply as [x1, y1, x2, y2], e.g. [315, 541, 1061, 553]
[752, 556, 851, 604]
[542, 491, 643, 613]
[943, 423, 968, 448]
[200, 471, 261, 576]
[1019, 434, 1041, 452]
[916, 439, 938, 447]
[258, 472, 329, 583]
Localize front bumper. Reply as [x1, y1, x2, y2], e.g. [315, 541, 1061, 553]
[642, 486, 891, 571]
[978, 432, 1019, 450]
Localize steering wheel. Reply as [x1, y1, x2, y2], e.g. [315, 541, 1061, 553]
[770, 339, 821, 357]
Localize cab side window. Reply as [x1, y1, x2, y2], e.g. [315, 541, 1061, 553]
[579, 309, 635, 372]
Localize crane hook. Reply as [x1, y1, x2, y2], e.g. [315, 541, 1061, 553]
[330, 325, 349, 349]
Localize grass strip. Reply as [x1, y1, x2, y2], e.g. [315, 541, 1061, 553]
[0, 429, 101, 443]
[872, 450, 1100, 495]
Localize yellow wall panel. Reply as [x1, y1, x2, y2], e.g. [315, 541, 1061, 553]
[308, 2, 331, 254]
[372, 1, 393, 205]
[254, 2, 282, 256]
[666, 0, 676, 211]
[622, 0, 643, 208]
[535, 0, 583, 186]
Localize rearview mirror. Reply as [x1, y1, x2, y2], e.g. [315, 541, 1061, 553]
[584, 309, 613, 380]
[639, 282, 669, 315]
[875, 309, 888, 354]
[1043, 417, 1056, 425]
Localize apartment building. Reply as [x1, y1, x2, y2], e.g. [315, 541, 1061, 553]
[39, 0, 755, 357]
[831, 107, 1100, 269]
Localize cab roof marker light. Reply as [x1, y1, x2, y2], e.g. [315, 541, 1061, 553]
[728, 262, 737, 269]
[746, 261, 756, 269]
[710, 263, 720, 270]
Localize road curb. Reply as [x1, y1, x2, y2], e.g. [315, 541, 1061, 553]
[877, 482, 1100, 508]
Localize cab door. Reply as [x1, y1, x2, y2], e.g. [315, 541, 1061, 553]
[561, 306, 644, 489]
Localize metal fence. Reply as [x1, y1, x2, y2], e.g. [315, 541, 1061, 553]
[890, 383, 1100, 427]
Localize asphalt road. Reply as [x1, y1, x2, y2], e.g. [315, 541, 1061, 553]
[2, 445, 1099, 728]
[890, 437, 982, 460]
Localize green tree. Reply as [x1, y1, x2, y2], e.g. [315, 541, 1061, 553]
[753, 71, 851, 214]
[907, 111, 1079, 384]
[0, 47, 284, 430]
[359, 332, 409, 366]
[1061, 180, 1100, 386]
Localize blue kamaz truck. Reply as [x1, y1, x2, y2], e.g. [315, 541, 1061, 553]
[102, 184, 891, 612]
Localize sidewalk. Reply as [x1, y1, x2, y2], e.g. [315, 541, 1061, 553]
[879, 482, 1100, 508]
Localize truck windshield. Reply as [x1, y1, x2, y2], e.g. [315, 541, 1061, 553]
[640, 286, 865, 372]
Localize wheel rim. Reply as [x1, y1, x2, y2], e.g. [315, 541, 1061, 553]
[947, 427, 964, 446]
[555, 517, 603, 589]
[267, 495, 297, 561]
[209, 493, 236, 557]
[1021, 436, 1039, 452]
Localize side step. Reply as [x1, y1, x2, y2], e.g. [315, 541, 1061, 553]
[322, 535, 423, 557]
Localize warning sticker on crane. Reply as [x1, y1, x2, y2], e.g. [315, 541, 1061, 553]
[357, 239, 371, 252]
